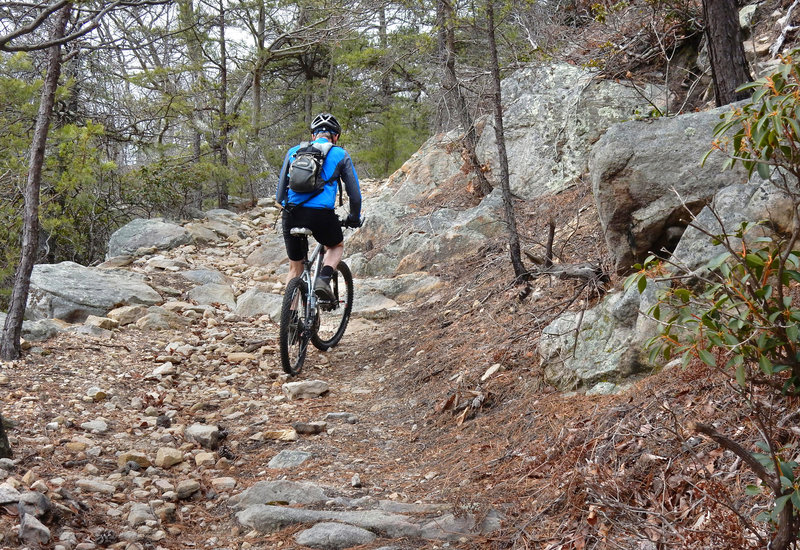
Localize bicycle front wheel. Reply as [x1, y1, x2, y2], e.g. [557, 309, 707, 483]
[312, 261, 354, 351]
[279, 277, 311, 376]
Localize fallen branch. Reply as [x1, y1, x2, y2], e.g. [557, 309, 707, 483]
[529, 262, 609, 283]
[770, 0, 800, 58]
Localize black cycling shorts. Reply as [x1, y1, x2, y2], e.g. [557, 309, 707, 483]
[282, 206, 343, 261]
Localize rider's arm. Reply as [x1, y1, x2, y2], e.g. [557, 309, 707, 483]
[275, 150, 292, 204]
[339, 153, 361, 219]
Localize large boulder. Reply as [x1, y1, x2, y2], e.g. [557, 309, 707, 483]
[0, 313, 63, 342]
[590, 104, 751, 272]
[26, 262, 161, 322]
[346, 63, 664, 277]
[234, 287, 282, 319]
[107, 218, 191, 259]
[347, 188, 505, 276]
[539, 282, 663, 392]
[671, 180, 795, 273]
[477, 63, 665, 199]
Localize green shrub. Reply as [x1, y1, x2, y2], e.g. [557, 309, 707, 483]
[626, 49, 800, 550]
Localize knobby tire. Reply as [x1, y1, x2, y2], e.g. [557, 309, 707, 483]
[312, 261, 354, 351]
[279, 277, 311, 376]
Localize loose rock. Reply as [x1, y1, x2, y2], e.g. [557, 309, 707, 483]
[282, 380, 330, 400]
[267, 450, 312, 469]
[294, 522, 376, 549]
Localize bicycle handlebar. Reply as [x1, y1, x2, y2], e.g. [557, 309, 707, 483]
[341, 216, 364, 229]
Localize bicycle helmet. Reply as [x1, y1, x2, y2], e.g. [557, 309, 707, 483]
[310, 112, 341, 136]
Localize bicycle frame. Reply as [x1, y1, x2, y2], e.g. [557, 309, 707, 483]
[290, 227, 325, 322]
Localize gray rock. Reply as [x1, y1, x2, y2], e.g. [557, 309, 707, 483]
[80, 419, 109, 433]
[0, 314, 62, 342]
[228, 480, 328, 510]
[184, 222, 221, 244]
[236, 505, 494, 541]
[185, 424, 223, 450]
[478, 63, 665, 199]
[128, 502, 155, 526]
[590, 103, 751, 271]
[294, 522, 376, 549]
[671, 180, 795, 273]
[378, 501, 450, 514]
[418, 509, 503, 539]
[245, 243, 288, 267]
[347, 189, 505, 276]
[586, 382, 619, 395]
[20, 318, 63, 341]
[176, 479, 201, 499]
[357, 274, 442, 303]
[145, 256, 191, 271]
[198, 215, 247, 241]
[107, 304, 149, 326]
[187, 283, 236, 310]
[26, 262, 161, 322]
[236, 506, 419, 538]
[69, 324, 114, 338]
[18, 491, 51, 519]
[539, 282, 664, 390]
[282, 380, 330, 400]
[75, 479, 116, 494]
[107, 218, 191, 259]
[135, 306, 190, 331]
[351, 292, 401, 319]
[19, 513, 51, 545]
[325, 412, 358, 424]
[0, 483, 21, 505]
[234, 287, 282, 320]
[181, 269, 231, 285]
[267, 450, 313, 469]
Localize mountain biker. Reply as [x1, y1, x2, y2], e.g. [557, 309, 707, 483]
[276, 112, 362, 301]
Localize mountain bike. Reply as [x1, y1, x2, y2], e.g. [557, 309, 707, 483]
[278, 222, 354, 376]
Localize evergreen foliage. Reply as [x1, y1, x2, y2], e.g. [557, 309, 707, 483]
[0, 0, 705, 305]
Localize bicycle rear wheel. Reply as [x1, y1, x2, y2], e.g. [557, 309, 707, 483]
[312, 261, 354, 351]
[279, 277, 312, 376]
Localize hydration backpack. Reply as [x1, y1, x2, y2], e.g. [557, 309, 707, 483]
[288, 141, 334, 194]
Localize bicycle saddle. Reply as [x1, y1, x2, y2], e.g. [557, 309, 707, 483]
[290, 227, 313, 236]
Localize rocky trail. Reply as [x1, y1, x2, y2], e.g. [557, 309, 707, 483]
[0, 185, 773, 550]
[0, 199, 514, 550]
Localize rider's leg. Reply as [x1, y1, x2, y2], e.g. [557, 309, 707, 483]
[316, 242, 343, 300]
[323, 242, 344, 270]
[287, 260, 303, 283]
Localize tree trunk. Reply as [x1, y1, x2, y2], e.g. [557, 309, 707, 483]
[0, 6, 70, 361]
[703, 0, 752, 106]
[252, 3, 265, 137]
[0, 414, 10, 459]
[436, 0, 492, 197]
[379, 6, 393, 176]
[486, 0, 526, 280]
[217, 0, 229, 209]
[178, 0, 205, 209]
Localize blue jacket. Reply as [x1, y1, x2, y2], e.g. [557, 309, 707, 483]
[276, 137, 361, 217]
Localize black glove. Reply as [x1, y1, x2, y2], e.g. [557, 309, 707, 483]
[344, 214, 362, 228]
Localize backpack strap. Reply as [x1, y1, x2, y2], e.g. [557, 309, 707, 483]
[312, 142, 343, 206]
